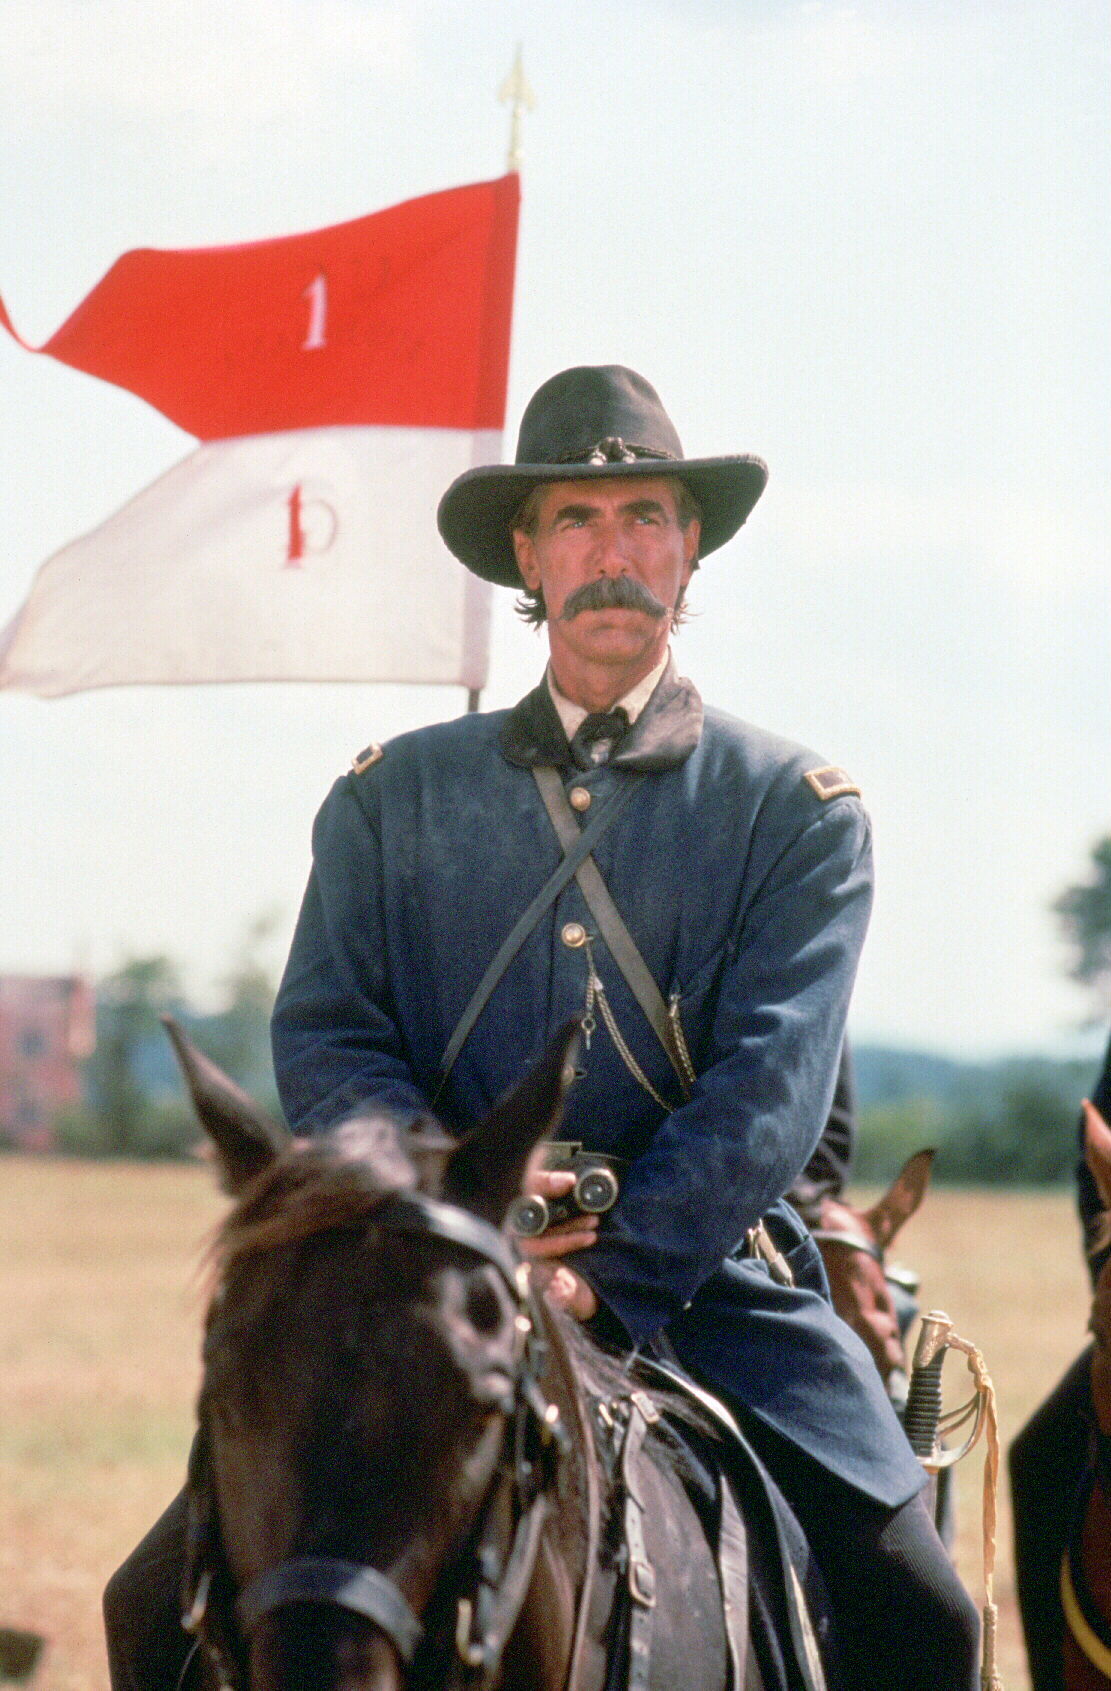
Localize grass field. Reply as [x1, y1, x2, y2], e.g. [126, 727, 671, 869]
[0, 1158, 1093, 1690]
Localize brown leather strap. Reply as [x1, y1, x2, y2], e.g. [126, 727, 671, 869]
[532, 767, 692, 1095]
[619, 1393, 659, 1691]
[543, 1307, 602, 1691]
[717, 1475, 749, 1691]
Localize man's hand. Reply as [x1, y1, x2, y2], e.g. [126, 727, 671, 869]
[516, 1167, 600, 1321]
[533, 1263, 599, 1321]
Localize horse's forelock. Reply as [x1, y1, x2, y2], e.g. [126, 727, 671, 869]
[212, 1112, 417, 1274]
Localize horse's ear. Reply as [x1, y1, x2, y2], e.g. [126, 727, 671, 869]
[864, 1147, 936, 1251]
[440, 1023, 579, 1224]
[1083, 1100, 1111, 1211]
[162, 1015, 291, 1194]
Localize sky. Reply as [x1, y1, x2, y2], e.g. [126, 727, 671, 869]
[1, 0, 1108, 1059]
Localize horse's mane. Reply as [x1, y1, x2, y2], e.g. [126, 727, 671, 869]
[211, 1115, 417, 1276]
[207, 1118, 716, 1472]
[554, 1307, 717, 1457]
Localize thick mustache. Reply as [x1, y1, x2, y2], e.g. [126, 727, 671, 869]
[559, 575, 668, 622]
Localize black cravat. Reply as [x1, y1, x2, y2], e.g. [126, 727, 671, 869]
[569, 707, 629, 770]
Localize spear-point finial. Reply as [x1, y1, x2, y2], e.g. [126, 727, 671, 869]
[498, 45, 535, 173]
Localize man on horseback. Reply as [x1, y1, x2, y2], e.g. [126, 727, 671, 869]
[266, 365, 979, 1689]
[102, 366, 978, 1690]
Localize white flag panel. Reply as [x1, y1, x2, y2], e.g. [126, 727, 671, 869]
[0, 426, 497, 696]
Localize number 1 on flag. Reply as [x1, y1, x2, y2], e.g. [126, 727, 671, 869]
[302, 273, 327, 351]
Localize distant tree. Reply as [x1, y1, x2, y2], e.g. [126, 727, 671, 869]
[56, 916, 285, 1159]
[855, 1098, 946, 1183]
[1054, 835, 1111, 1013]
[856, 1066, 1081, 1187]
[195, 909, 282, 1112]
[67, 954, 194, 1157]
[941, 1080, 1075, 1185]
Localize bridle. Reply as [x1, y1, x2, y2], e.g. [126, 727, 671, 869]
[809, 1221, 922, 1405]
[1061, 1248, 1111, 1680]
[808, 1225, 884, 1265]
[182, 1191, 577, 1691]
[809, 1221, 923, 1300]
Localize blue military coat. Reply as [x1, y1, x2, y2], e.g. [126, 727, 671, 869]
[272, 660, 924, 1507]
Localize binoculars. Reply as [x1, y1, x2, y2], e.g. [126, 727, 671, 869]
[509, 1141, 625, 1238]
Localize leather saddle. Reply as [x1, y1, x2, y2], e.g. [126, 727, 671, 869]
[631, 1355, 838, 1691]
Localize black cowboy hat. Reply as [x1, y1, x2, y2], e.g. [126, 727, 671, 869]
[437, 365, 768, 587]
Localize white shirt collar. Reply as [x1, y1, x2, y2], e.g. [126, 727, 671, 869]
[546, 651, 670, 742]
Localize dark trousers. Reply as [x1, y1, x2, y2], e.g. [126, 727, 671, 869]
[104, 1444, 979, 1691]
[103, 1488, 193, 1691]
[1008, 1348, 1093, 1691]
[735, 1412, 981, 1691]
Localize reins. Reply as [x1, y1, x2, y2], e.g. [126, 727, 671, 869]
[535, 1298, 603, 1691]
[183, 1189, 599, 1691]
[1060, 1460, 1111, 1680]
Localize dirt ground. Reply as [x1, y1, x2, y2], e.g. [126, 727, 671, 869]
[0, 1158, 1092, 1690]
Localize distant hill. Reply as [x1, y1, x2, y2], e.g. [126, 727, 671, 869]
[853, 1044, 1095, 1113]
[851, 1043, 1100, 1185]
[853, 1046, 968, 1110]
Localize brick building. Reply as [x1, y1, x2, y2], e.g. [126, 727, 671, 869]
[0, 975, 95, 1150]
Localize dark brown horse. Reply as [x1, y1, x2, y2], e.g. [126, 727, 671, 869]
[169, 1024, 799, 1691]
[1060, 1101, 1111, 1690]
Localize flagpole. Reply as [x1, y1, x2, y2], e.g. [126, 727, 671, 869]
[465, 49, 536, 717]
[498, 45, 535, 174]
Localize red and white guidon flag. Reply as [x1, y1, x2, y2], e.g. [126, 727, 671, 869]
[0, 173, 519, 696]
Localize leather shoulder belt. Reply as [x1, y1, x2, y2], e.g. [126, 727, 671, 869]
[434, 773, 645, 1100]
[436, 768, 695, 1102]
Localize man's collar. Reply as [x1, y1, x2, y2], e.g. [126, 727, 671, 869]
[545, 652, 670, 741]
[499, 653, 704, 773]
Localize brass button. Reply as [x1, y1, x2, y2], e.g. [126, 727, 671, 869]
[569, 786, 592, 812]
[561, 921, 587, 949]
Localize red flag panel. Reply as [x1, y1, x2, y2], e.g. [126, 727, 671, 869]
[0, 174, 519, 440]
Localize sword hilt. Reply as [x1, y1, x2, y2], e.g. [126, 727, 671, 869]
[904, 1310, 953, 1463]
